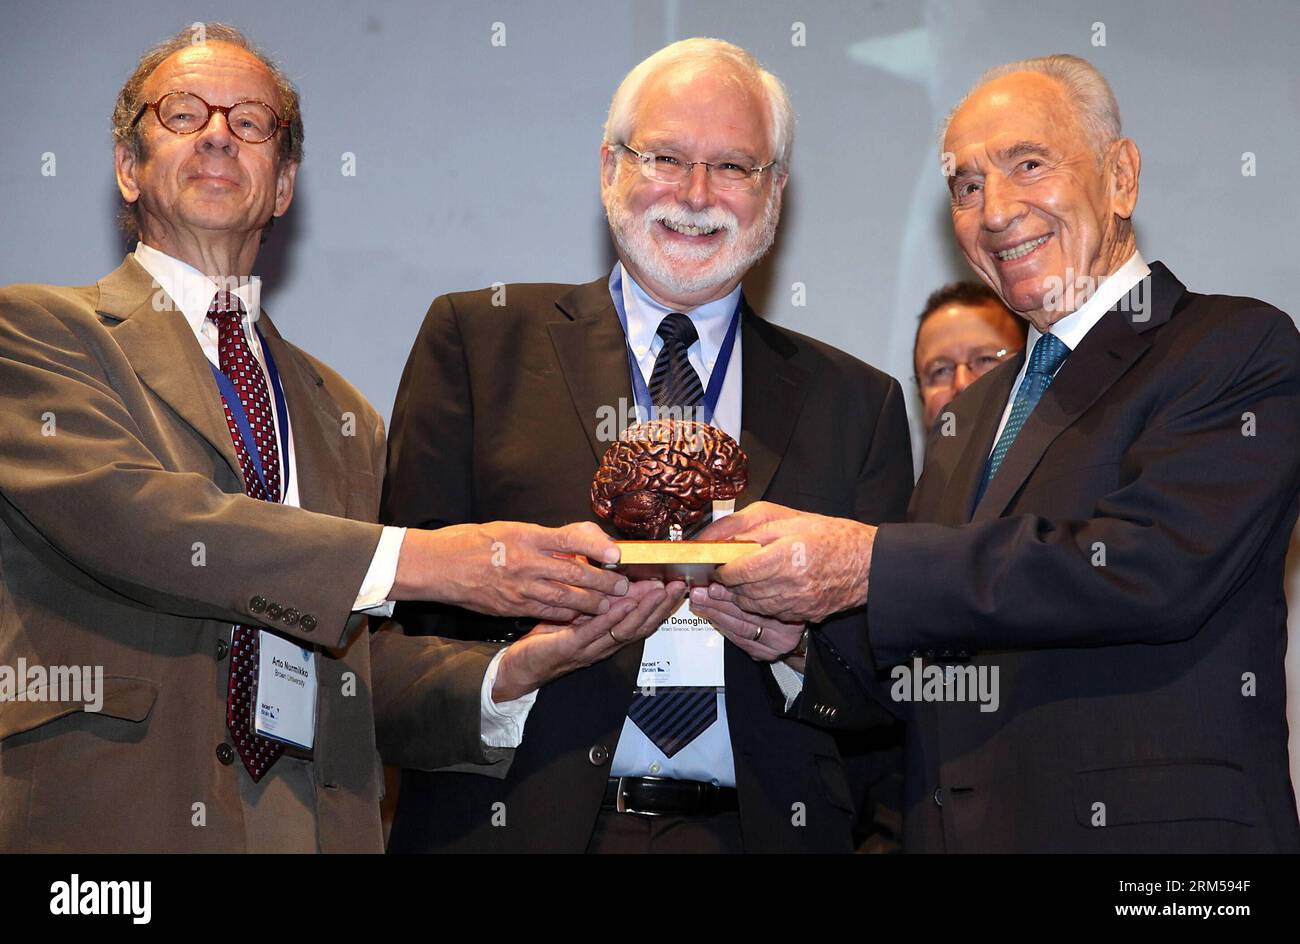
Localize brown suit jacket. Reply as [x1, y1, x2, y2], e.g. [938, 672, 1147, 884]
[0, 255, 504, 852]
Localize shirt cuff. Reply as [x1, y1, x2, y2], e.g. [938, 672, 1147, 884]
[480, 647, 538, 748]
[353, 526, 406, 615]
[770, 660, 805, 712]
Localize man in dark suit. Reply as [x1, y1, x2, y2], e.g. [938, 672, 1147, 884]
[700, 54, 1300, 852]
[0, 24, 665, 853]
[382, 38, 914, 853]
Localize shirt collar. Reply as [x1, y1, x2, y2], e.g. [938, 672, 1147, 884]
[616, 262, 741, 372]
[1025, 249, 1149, 354]
[133, 241, 264, 332]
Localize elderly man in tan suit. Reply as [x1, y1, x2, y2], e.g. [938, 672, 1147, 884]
[0, 24, 681, 853]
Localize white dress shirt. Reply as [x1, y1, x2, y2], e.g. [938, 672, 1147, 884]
[989, 250, 1151, 451]
[132, 242, 530, 747]
[608, 262, 803, 786]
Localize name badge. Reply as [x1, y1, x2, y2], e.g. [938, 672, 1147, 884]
[254, 630, 317, 750]
[637, 599, 725, 688]
[636, 496, 734, 688]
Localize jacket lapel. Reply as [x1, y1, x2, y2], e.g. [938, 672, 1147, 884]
[939, 358, 1020, 525]
[548, 280, 805, 504]
[737, 307, 806, 506]
[98, 254, 353, 516]
[257, 319, 350, 516]
[548, 278, 636, 465]
[969, 263, 1183, 523]
[99, 256, 243, 483]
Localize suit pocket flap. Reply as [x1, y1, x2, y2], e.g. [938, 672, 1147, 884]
[0, 675, 159, 739]
[1072, 760, 1258, 828]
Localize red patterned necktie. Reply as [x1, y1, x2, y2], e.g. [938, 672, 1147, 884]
[208, 291, 285, 781]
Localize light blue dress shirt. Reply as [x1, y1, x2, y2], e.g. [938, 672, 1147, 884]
[607, 263, 745, 786]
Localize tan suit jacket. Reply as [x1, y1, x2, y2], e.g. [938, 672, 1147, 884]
[0, 255, 505, 852]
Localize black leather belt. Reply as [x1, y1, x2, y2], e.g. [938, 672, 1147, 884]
[602, 776, 739, 816]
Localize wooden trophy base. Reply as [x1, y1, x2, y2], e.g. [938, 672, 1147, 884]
[606, 540, 759, 585]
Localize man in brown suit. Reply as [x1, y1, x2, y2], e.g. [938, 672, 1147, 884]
[0, 25, 678, 853]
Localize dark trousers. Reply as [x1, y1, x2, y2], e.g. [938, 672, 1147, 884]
[585, 810, 744, 853]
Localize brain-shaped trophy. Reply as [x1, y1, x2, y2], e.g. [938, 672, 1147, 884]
[591, 420, 748, 540]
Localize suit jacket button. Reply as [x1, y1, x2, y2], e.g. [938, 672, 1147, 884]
[300, 614, 317, 632]
[588, 744, 611, 766]
[215, 638, 229, 661]
[282, 608, 300, 626]
[267, 602, 283, 620]
[933, 787, 944, 808]
[249, 595, 268, 614]
[216, 743, 236, 766]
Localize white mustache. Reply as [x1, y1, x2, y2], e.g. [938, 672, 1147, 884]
[642, 203, 738, 236]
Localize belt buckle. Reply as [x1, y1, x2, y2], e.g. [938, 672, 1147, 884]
[614, 776, 664, 817]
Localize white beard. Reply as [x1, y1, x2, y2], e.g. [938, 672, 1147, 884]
[603, 172, 781, 299]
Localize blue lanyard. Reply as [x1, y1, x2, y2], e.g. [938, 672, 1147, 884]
[208, 323, 291, 502]
[608, 266, 741, 425]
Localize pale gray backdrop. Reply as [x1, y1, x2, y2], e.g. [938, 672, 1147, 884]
[3, 0, 1299, 813]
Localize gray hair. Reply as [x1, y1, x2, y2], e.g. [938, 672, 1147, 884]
[112, 23, 305, 238]
[604, 38, 795, 174]
[941, 54, 1122, 163]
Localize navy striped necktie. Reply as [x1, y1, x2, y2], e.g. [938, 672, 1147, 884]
[625, 311, 718, 757]
[647, 312, 704, 410]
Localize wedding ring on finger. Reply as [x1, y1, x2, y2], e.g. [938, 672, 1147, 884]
[752, 624, 763, 642]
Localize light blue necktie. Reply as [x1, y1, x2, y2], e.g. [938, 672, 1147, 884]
[977, 332, 1071, 502]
